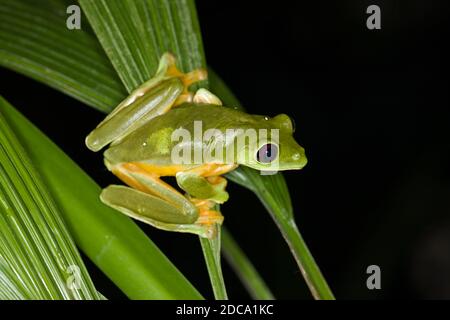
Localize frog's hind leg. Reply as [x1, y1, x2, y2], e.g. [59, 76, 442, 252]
[101, 162, 221, 238]
[85, 52, 207, 152]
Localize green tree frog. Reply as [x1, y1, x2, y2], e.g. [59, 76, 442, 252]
[86, 53, 307, 238]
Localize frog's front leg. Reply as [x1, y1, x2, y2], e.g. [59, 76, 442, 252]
[86, 53, 207, 152]
[175, 164, 237, 204]
[101, 162, 222, 238]
[176, 173, 229, 204]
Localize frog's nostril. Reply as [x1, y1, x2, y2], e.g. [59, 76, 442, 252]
[292, 153, 301, 161]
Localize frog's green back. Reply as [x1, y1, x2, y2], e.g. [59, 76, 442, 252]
[104, 104, 306, 171]
[106, 105, 248, 163]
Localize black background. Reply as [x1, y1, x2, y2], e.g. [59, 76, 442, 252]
[1, 0, 450, 299]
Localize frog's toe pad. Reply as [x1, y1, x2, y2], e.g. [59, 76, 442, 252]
[206, 176, 229, 204]
[193, 89, 223, 105]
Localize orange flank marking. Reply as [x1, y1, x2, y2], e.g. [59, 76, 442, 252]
[111, 163, 149, 193]
[118, 162, 238, 178]
[131, 162, 187, 177]
[111, 162, 236, 189]
[111, 162, 181, 200]
[184, 163, 238, 177]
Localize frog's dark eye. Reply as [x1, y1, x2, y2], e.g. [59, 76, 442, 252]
[256, 143, 278, 163]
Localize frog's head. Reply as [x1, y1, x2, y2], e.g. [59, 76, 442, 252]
[235, 114, 307, 172]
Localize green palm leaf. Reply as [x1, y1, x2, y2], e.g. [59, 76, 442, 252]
[0, 0, 125, 112]
[0, 97, 100, 300]
[0, 97, 203, 299]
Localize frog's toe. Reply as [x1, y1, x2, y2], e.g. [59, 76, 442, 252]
[206, 176, 229, 204]
[208, 189, 229, 204]
[193, 89, 223, 105]
[160, 52, 207, 94]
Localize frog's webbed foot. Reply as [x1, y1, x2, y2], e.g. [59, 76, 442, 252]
[85, 52, 207, 152]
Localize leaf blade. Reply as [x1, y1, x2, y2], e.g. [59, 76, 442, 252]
[79, 0, 207, 91]
[0, 97, 203, 300]
[0, 0, 126, 112]
[0, 96, 100, 300]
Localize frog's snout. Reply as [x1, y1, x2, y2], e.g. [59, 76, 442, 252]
[292, 149, 308, 169]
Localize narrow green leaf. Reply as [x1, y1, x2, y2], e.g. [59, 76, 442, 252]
[0, 0, 126, 112]
[221, 228, 274, 300]
[0, 97, 202, 300]
[0, 97, 100, 300]
[79, 0, 207, 91]
[199, 225, 227, 300]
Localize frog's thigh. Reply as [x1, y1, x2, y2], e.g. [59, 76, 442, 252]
[101, 185, 217, 238]
[110, 163, 199, 224]
[176, 172, 229, 204]
[101, 185, 195, 225]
